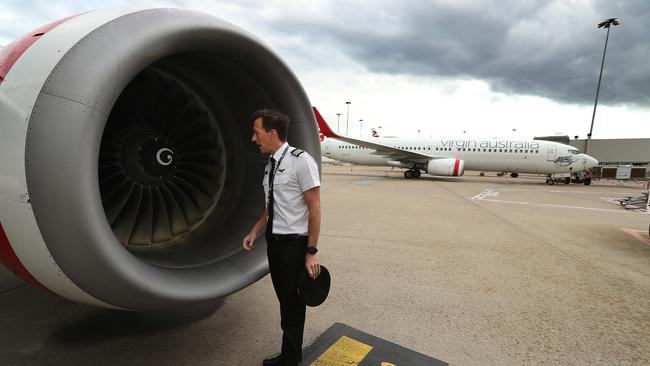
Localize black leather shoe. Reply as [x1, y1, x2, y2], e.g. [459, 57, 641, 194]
[262, 354, 283, 366]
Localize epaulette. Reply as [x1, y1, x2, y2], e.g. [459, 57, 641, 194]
[290, 148, 305, 157]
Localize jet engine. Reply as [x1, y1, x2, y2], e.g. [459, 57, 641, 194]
[427, 159, 465, 176]
[0, 8, 319, 310]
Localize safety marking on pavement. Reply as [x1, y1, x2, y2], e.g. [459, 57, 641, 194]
[501, 188, 632, 195]
[621, 228, 650, 247]
[471, 188, 499, 200]
[311, 336, 372, 366]
[600, 197, 623, 205]
[475, 199, 646, 214]
[471, 189, 645, 214]
[303, 323, 447, 366]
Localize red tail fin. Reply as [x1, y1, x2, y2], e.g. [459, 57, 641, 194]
[312, 107, 339, 138]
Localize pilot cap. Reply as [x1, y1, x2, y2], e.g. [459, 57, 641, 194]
[298, 265, 331, 307]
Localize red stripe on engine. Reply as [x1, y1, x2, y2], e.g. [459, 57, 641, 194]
[0, 14, 79, 85]
[0, 222, 48, 291]
[453, 159, 460, 176]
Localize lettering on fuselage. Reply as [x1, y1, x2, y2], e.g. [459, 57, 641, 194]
[440, 140, 540, 150]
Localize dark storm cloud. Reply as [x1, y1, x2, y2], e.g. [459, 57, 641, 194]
[270, 0, 650, 106]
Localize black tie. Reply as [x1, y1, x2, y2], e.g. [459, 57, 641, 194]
[266, 157, 276, 238]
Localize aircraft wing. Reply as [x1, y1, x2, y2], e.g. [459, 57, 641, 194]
[313, 107, 441, 164]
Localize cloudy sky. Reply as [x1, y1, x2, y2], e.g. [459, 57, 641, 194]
[1, 0, 648, 139]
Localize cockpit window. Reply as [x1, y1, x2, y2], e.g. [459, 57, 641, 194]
[568, 149, 580, 155]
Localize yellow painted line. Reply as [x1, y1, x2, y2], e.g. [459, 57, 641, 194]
[310, 336, 373, 366]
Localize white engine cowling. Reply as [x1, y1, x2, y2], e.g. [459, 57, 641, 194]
[0, 8, 319, 311]
[427, 159, 465, 176]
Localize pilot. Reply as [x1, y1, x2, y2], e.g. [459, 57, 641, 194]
[243, 109, 322, 366]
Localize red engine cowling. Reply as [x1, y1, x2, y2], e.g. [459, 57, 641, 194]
[427, 159, 465, 176]
[0, 8, 320, 310]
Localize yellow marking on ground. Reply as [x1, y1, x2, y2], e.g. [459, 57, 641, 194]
[381, 363, 396, 366]
[310, 336, 373, 366]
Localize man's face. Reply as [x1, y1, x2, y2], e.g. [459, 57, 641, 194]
[251, 118, 277, 154]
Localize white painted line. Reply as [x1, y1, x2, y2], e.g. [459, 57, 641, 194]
[501, 188, 632, 195]
[471, 188, 499, 200]
[475, 199, 645, 214]
[472, 188, 646, 214]
[478, 199, 529, 205]
[600, 197, 623, 205]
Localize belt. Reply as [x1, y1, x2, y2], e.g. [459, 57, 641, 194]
[268, 234, 307, 241]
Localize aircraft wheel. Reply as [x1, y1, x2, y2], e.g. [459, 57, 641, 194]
[584, 177, 591, 186]
[564, 177, 571, 184]
[414, 170, 421, 178]
[404, 170, 413, 179]
[511, 172, 519, 178]
[546, 178, 555, 185]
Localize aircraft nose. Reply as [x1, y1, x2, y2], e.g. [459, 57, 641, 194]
[586, 156, 599, 169]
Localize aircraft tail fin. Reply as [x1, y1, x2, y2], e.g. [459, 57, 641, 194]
[313, 107, 339, 138]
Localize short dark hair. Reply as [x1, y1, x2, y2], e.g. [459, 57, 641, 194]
[252, 109, 289, 141]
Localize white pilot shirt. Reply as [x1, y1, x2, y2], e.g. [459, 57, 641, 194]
[263, 142, 320, 235]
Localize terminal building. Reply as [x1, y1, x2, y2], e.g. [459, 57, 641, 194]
[535, 136, 650, 180]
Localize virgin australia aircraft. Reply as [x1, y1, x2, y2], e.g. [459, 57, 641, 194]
[313, 108, 599, 185]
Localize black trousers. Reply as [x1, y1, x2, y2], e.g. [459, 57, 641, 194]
[266, 235, 308, 365]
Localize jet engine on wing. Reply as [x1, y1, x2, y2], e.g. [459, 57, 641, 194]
[427, 159, 465, 176]
[0, 8, 319, 311]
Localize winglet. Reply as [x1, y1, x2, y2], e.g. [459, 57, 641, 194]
[312, 107, 339, 138]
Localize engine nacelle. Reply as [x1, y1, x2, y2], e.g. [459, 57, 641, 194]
[0, 8, 319, 310]
[427, 159, 465, 176]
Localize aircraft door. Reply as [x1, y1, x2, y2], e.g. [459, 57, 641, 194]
[323, 140, 331, 156]
[546, 146, 556, 161]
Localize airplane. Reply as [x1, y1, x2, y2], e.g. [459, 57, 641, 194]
[313, 108, 599, 185]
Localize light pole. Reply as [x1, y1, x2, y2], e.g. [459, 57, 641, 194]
[345, 101, 351, 135]
[336, 113, 341, 132]
[359, 119, 363, 137]
[586, 17, 619, 155]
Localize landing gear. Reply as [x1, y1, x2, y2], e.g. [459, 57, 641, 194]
[545, 178, 555, 185]
[564, 177, 571, 184]
[584, 177, 591, 186]
[510, 172, 519, 178]
[404, 169, 421, 179]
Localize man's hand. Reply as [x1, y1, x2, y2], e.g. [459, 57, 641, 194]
[305, 253, 321, 279]
[242, 231, 257, 251]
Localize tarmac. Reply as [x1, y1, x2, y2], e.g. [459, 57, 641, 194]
[1, 164, 649, 365]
